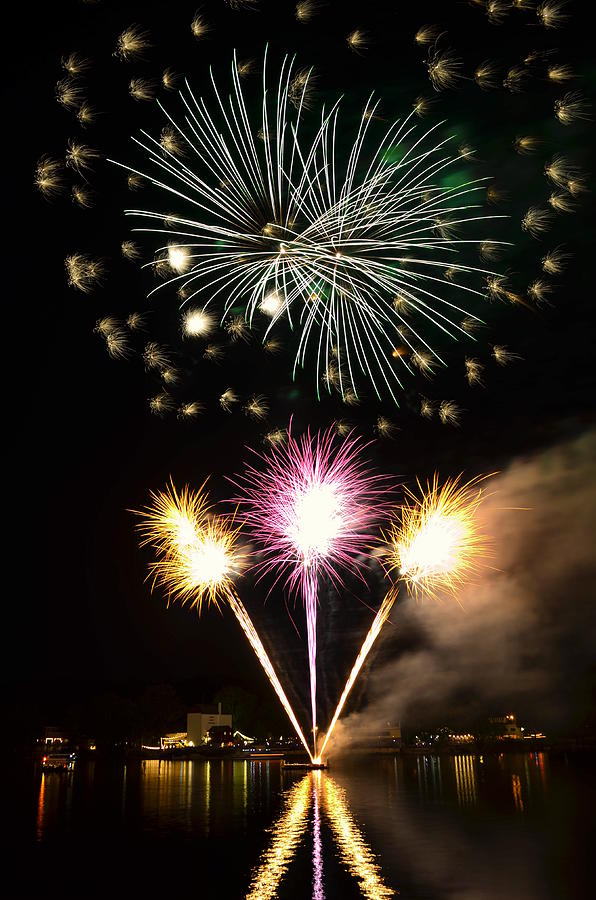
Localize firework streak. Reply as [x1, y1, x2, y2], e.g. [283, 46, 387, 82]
[234, 427, 384, 756]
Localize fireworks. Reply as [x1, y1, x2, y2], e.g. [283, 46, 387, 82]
[234, 427, 384, 755]
[143, 341, 170, 370]
[220, 388, 239, 412]
[555, 91, 591, 125]
[465, 357, 484, 386]
[513, 136, 541, 156]
[243, 394, 269, 421]
[492, 344, 521, 365]
[548, 192, 576, 214]
[521, 206, 553, 238]
[55, 77, 83, 110]
[346, 29, 369, 54]
[162, 68, 180, 91]
[105, 330, 130, 359]
[61, 52, 90, 76]
[537, 1, 568, 29]
[414, 25, 442, 46]
[121, 240, 141, 261]
[295, 1, 321, 23]
[178, 401, 205, 420]
[318, 474, 490, 758]
[114, 25, 151, 61]
[65, 140, 99, 173]
[385, 474, 489, 599]
[129, 78, 156, 102]
[149, 392, 174, 416]
[135, 481, 313, 757]
[190, 10, 211, 39]
[182, 308, 214, 338]
[76, 101, 97, 128]
[547, 64, 574, 83]
[72, 185, 95, 208]
[126, 312, 146, 330]
[65, 253, 104, 292]
[35, 156, 64, 199]
[528, 279, 553, 306]
[438, 400, 461, 426]
[113, 53, 504, 402]
[427, 46, 463, 90]
[474, 61, 500, 90]
[542, 246, 570, 275]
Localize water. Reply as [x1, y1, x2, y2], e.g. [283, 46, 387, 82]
[11, 751, 594, 898]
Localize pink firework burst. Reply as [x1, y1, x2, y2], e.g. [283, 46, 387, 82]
[233, 425, 386, 757]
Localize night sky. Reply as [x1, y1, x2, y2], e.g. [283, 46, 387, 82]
[7, 0, 595, 736]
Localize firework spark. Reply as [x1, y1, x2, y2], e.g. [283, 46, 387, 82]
[318, 475, 490, 759]
[234, 427, 384, 756]
[439, 400, 461, 426]
[35, 156, 64, 198]
[113, 53, 505, 404]
[542, 246, 571, 275]
[427, 46, 463, 90]
[555, 91, 591, 125]
[537, 1, 568, 29]
[126, 312, 146, 330]
[65, 253, 104, 292]
[492, 344, 521, 365]
[135, 482, 313, 757]
[474, 60, 500, 90]
[415, 24, 442, 46]
[521, 206, 553, 238]
[114, 25, 151, 61]
[182, 307, 215, 338]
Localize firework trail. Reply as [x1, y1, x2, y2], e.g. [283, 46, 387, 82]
[134, 480, 313, 759]
[112, 50, 505, 403]
[319, 474, 490, 759]
[234, 426, 384, 756]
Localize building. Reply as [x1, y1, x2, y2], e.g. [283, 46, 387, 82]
[488, 713, 524, 739]
[377, 722, 402, 748]
[187, 703, 232, 746]
[42, 726, 68, 746]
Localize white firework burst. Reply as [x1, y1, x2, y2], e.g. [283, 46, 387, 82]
[111, 52, 505, 404]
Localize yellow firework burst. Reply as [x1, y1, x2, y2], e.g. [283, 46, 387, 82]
[414, 24, 442, 46]
[474, 60, 500, 90]
[382, 474, 490, 600]
[65, 140, 99, 173]
[191, 10, 211, 39]
[347, 29, 370, 54]
[129, 78, 156, 102]
[555, 91, 591, 125]
[114, 25, 152, 61]
[439, 400, 461, 426]
[35, 156, 64, 198]
[427, 46, 462, 91]
[135, 481, 244, 612]
[537, 1, 568, 29]
[542, 246, 571, 275]
[61, 52, 90, 76]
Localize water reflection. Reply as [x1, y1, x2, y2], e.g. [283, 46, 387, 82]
[247, 771, 393, 899]
[30, 751, 588, 898]
[246, 775, 311, 900]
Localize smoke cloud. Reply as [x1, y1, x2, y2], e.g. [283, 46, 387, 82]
[328, 429, 596, 751]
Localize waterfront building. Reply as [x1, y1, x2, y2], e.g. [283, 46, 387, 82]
[187, 703, 232, 745]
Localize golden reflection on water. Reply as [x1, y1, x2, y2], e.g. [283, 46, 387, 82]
[245, 774, 312, 900]
[512, 773, 524, 812]
[322, 775, 395, 899]
[247, 772, 394, 900]
[453, 755, 478, 807]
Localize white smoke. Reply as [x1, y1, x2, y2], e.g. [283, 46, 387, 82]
[328, 429, 596, 752]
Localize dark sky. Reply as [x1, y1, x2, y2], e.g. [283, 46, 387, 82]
[6, 0, 595, 730]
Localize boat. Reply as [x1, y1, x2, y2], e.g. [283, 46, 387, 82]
[281, 760, 329, 770]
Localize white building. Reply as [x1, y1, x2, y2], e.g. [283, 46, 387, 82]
[187, 703, 232, 745]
